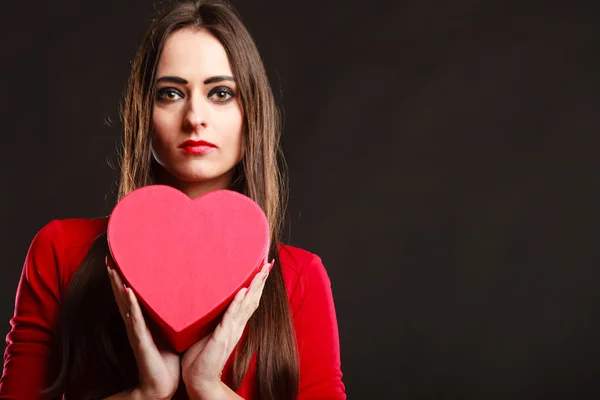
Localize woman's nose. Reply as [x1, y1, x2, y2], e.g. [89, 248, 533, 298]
[182, 95, 207, 131]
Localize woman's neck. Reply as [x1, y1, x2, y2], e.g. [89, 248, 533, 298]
[152, 166, 235, 199]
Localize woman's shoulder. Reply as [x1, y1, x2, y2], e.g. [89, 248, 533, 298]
[27, 217, 109, 291]
[30, 217, 108, 248]
[32, 217, 108, 252]
[277, 243, 332, 309]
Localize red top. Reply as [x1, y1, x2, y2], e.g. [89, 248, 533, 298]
[0, 218, 346, 399]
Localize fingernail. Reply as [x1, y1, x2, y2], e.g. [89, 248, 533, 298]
[268, 258, 275, 272]
[123, 284, 129, 294]
[105, 255, 109, 267]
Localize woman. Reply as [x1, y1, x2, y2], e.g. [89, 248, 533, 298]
[0, 0, 345, 399]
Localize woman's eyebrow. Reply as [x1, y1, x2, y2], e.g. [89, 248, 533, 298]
[155, 75, 235, 85]
[156, 76, 188, 84]
[203, 75, 235, 84]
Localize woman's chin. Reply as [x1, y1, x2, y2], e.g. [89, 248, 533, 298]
[176, 170, 234, 187]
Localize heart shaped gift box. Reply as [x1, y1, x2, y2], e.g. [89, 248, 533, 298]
[107, 185, 270, 352]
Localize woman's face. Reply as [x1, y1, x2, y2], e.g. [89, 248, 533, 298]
[151, 27, 244, 196]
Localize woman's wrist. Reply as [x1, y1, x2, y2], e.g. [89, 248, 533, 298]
[187, 381, 242, 400]
[187, 381, 221, 400]
[129, 388, 144, 400]
[131, 387, 174, 400]
[103, 387, 167, 400]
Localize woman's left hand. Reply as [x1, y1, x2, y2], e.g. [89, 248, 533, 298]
[181, 259, 274, 399]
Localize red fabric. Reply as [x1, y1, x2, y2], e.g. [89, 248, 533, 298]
[1, 218, 346, 399]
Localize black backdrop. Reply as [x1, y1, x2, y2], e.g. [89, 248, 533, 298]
[1, 0, 599, 398]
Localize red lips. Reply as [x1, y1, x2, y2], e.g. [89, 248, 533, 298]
[179, 139, 217, 155]
[179, 139, 217, 148]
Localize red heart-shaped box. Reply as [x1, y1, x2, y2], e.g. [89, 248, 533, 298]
[107, 185, 270, 352]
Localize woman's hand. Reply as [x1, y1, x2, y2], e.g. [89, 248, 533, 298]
[106, 255, 181, 400]
[181, 259, 274, 399]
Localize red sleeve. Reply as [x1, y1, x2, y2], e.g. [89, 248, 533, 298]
[0, 220, 62, 399]
[293, 253, 346, 400]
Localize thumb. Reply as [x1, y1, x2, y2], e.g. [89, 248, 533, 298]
[183, 333, 211, 365]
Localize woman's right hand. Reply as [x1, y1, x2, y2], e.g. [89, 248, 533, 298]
[106, 255, 180, 400]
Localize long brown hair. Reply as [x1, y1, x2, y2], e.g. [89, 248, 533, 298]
[45, 1, 299, 398]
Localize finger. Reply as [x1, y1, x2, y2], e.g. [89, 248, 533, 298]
[182, 333, 211, 370]
[107, 268, 124, 311]
[185, 261, 274, 372]
[246, 259, 273, 297]
[106, 258, 170, 383]
[121, 282, 165, 363]
[239, 260, 273, 319]
[106, 255, 125, 305]
[105, 253, 116, 269]
[222, 286, 249, 325]
[109, 270, 129, 316]
[105, 255, 151, 343]
[108, 267, 150, 345]
[224, 261, 271, 325]
[215, 265, 270, 347]
[208, 287, 248, 353]
[107, 268, 144, 352]
[107, 259, 128, 318]
[125, 283, 155, 345]
[121, 284, 172, 384]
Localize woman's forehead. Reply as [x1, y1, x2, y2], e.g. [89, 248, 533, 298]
[156, 27, 234, 80]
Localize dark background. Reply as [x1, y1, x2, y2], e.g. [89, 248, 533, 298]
[2, 0, 600, 398]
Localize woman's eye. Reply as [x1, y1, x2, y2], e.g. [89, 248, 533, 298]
[209, 87, 235, 103]
[156, 89, 182, 102]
